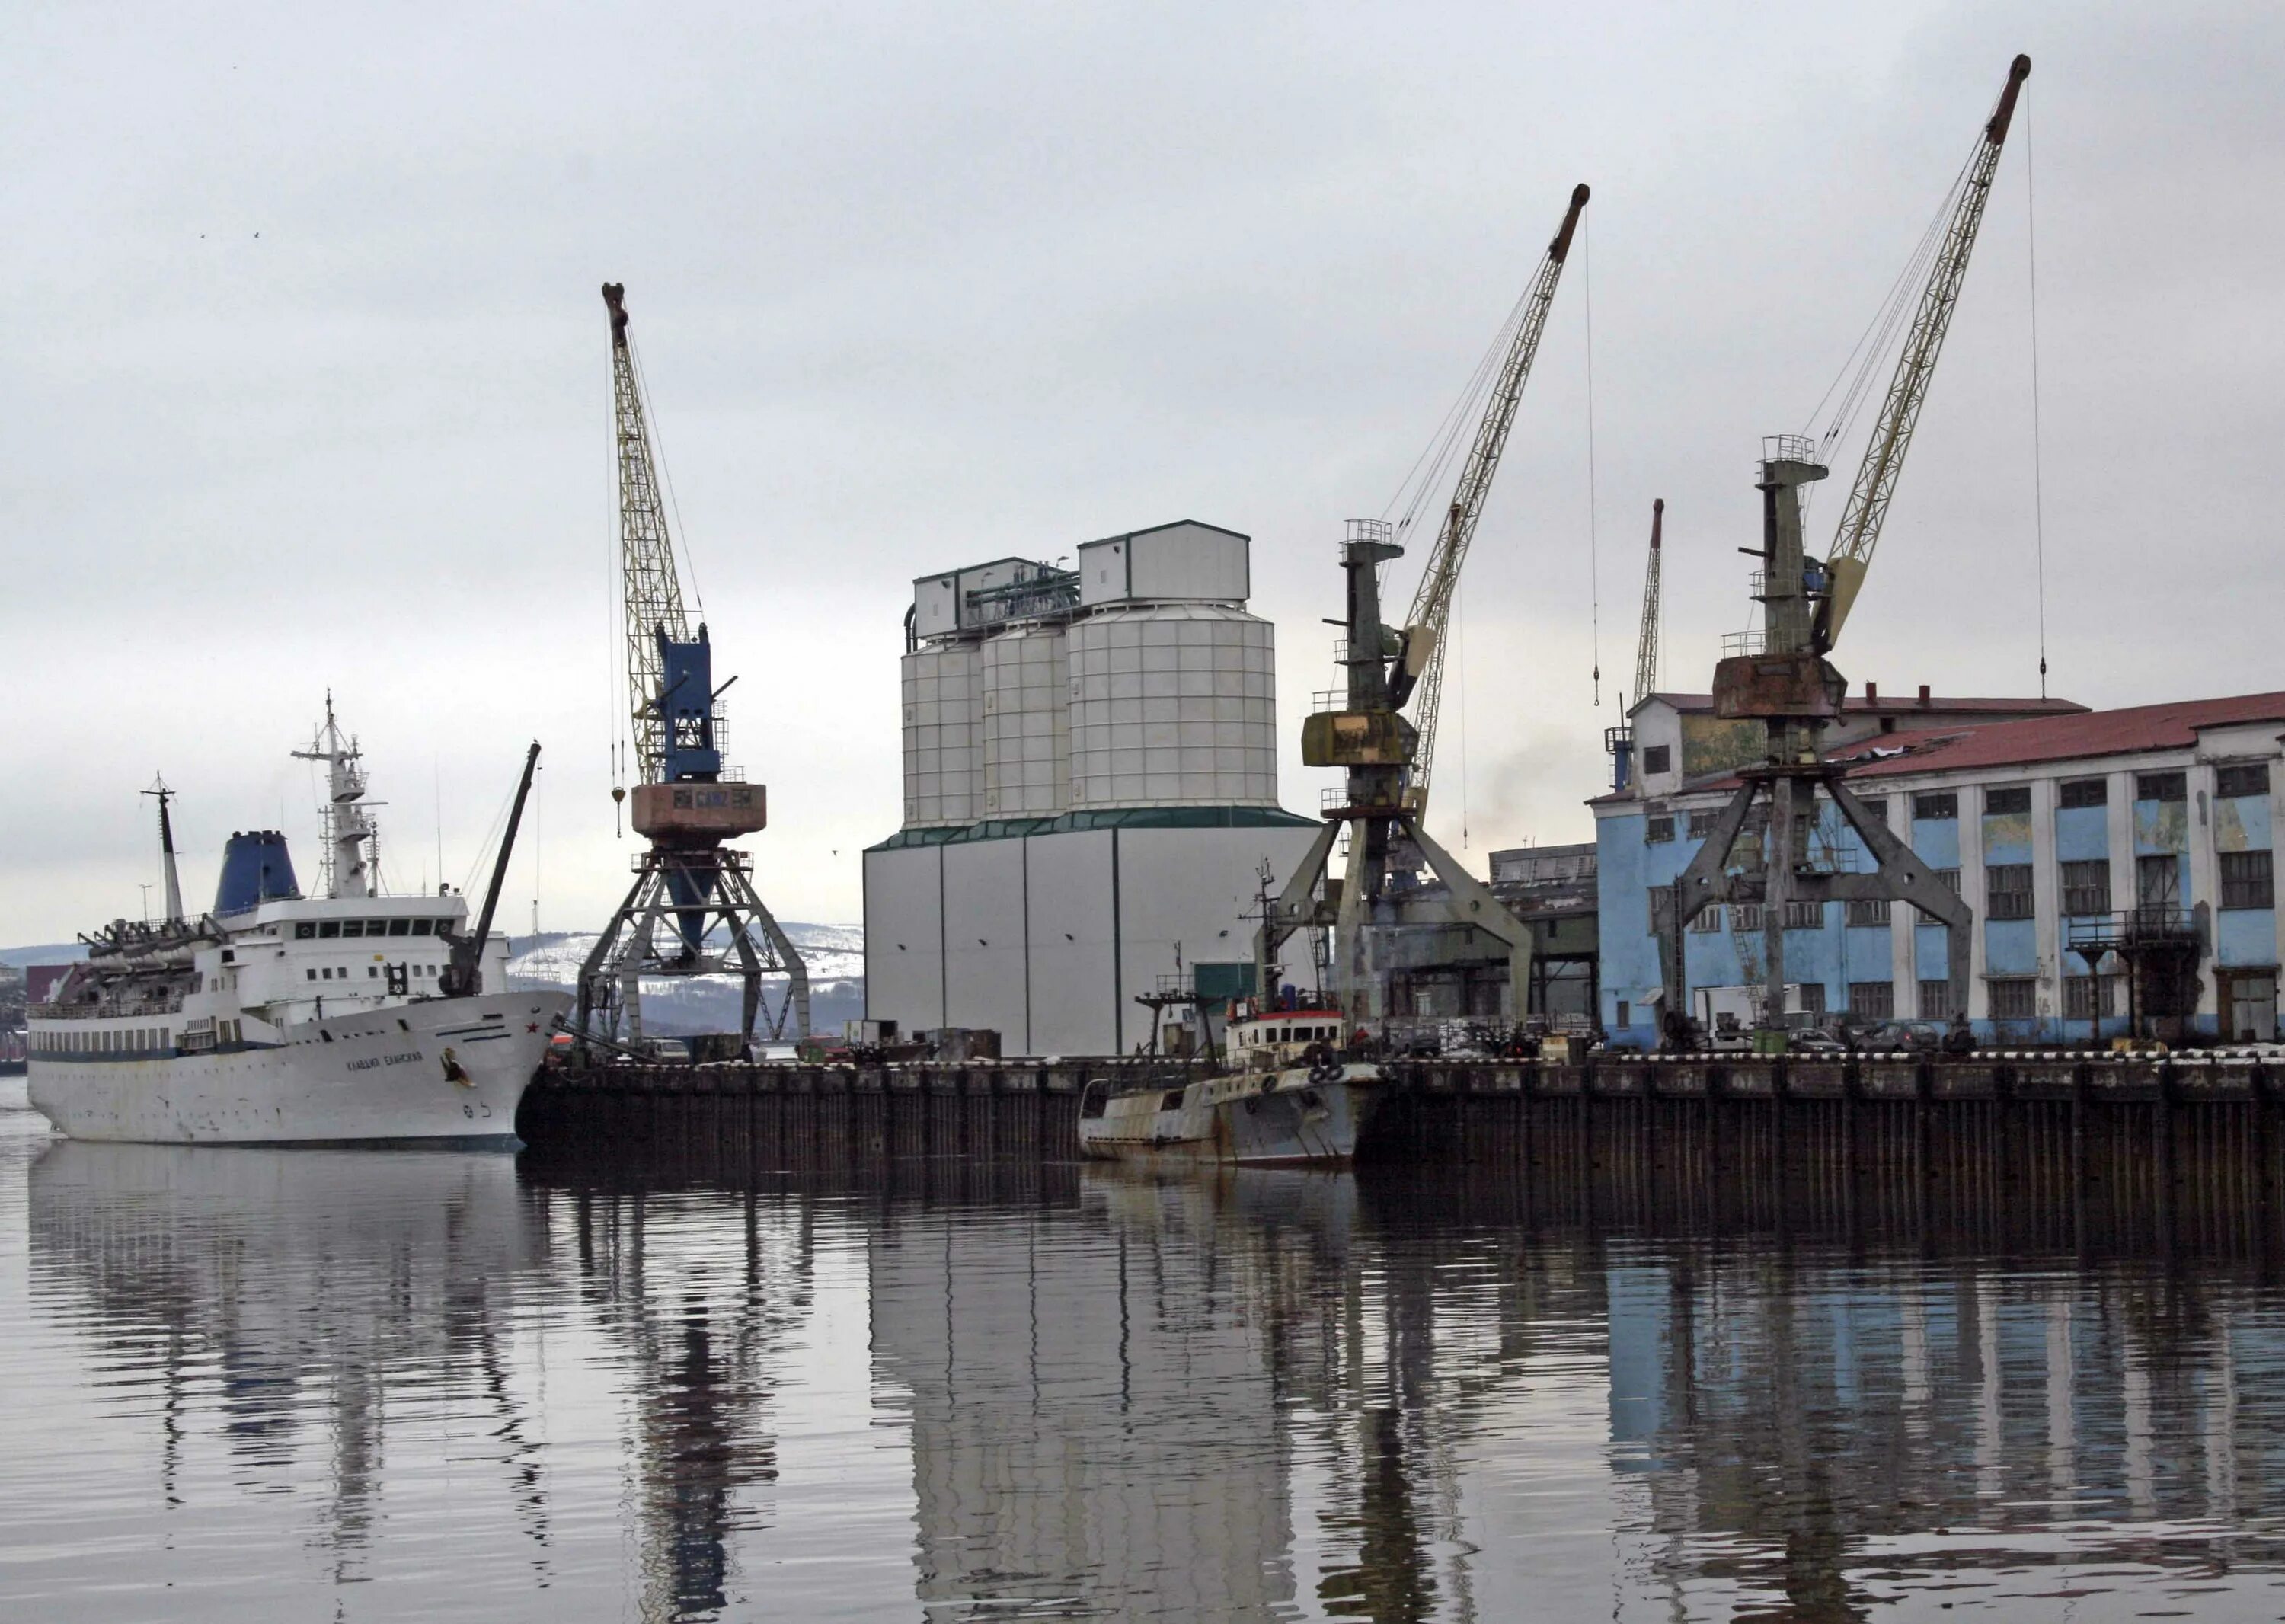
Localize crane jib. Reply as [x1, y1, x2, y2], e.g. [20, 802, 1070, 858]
[1817, 55, 2028, 653]
[1390, 182, 1588, 817]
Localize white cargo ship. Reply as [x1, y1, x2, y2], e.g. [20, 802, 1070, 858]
[1077, 1002, 1388, 1166]
[27, 701, 565, 1144]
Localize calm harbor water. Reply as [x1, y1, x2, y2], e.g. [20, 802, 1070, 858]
[8, 1082, 2285, 1620]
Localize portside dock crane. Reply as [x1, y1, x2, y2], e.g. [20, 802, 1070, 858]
[576, 283, 810, 1057]
[1667, 56, 2031, 1044]
[1603, 498, 1664, 791]
[1257, 184, 1588, 1023]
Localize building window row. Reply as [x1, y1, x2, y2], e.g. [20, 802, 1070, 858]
[2064, 975, 2121, 1021]
[1989, 978, 2039, 1021]
[1986, 864, 2034, 920]
[1984, 785, 2030, 815]
[1846, 897, 1891, 926]
[2221, 850, 2275, 910]
[2060, 860, 2111, 916]
[2217, 761, 2271, 799]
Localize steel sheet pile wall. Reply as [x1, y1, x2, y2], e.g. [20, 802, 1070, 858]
[530, 1057, 2285, 1248]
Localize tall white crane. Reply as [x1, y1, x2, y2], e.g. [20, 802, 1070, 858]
[1388, 183, 1590, 817]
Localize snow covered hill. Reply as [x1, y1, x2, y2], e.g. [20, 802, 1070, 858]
[506, 922, 864, 1036]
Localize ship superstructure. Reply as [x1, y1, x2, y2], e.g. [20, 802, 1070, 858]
[27, 704, 564, 1143]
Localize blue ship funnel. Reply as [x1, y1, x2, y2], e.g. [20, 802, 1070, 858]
[215, 830, 301, 914]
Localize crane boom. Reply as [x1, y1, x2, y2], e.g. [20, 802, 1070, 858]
[1817, 54, 2030, 649]
[1631, 497, 1663, 706]
[605, 283, 694, 785]
[1392, 183, 1589, 816]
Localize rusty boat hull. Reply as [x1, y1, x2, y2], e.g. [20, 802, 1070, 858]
[1075, 1063, 1386, 1167]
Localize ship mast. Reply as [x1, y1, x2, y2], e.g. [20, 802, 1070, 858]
[142, 775, 185, 925]
[291, 692, 379, 900]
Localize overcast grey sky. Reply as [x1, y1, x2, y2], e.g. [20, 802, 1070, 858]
[6, 2, 2280, 945]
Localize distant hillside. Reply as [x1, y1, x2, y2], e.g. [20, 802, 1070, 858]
[507, 922, 864, 1037]
[0, 944, 85, 970]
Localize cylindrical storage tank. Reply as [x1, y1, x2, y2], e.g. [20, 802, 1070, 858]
[1067, 603, 1277, 809]
[981, 624, 1069, 817]
[901, 641, 983, 827]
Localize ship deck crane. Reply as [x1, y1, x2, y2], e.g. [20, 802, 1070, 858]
[1257, 184, 1589, 1025]
[576, 283, 809, 1057]
[1668, 56, 2031, 1045]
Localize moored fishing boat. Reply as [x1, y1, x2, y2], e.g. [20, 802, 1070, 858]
[1077, 1001, 1388, 1166]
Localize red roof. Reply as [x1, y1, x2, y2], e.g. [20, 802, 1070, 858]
[1642, 691, 2085, 719]
[1845, 692, 2285, 779]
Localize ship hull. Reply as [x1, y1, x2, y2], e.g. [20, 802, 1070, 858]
[27, 993, 567, 1145]
[1077, 1063, 1385, 1167]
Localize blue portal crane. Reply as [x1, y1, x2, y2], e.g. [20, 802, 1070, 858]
[577, 283, 809, 1056]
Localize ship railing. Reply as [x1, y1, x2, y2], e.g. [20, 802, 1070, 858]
[30, 995, 185, 1020]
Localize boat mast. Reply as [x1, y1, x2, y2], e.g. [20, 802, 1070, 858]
[142, 775, 184, 925]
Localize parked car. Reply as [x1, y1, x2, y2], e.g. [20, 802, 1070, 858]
[1785, 1030, 1849, 1057]
[1855, 1021, 1945, 1053]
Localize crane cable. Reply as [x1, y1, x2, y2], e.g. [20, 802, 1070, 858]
[1455, 574, 1468, 850]
[1797, 152, 1974, 523]
[1584, 215, 1601, 705]
[2025, 84, 2050, 697]
[1382, 284, 1531, 541]
[625, 332, 708, 619]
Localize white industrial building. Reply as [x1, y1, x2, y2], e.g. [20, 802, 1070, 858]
[866, 522, 1321, 1055]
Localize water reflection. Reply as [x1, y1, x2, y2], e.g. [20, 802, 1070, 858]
[9, 1103, 2285, 1619]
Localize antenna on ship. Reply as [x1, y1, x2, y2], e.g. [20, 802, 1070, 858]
[292, 692, 384, 900]
[142, 774, 184, 925]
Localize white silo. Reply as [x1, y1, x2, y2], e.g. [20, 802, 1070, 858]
[900, 641, 982, 827]
[981, 624, 1070, 817]
[871, 523, 1319, 1057]
[1067, 603, 1277, 808]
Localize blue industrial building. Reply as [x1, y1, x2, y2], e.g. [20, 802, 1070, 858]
[1594, 690, 2285, 1047]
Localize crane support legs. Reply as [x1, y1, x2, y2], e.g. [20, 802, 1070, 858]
[1666, 766, 1970, 1045]
[1255, 810, 1533, 1027]
[577, 843, 810, 1060]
